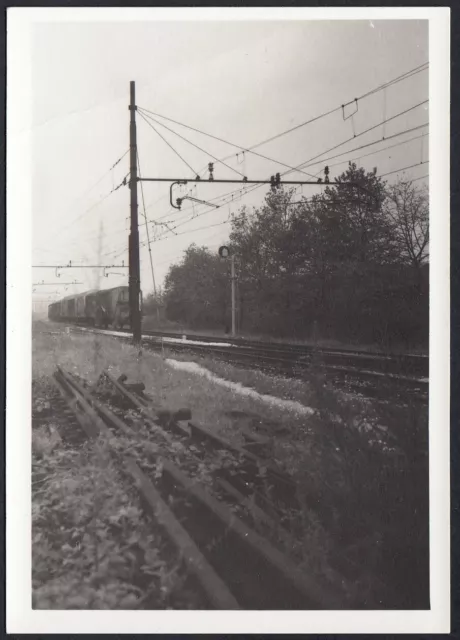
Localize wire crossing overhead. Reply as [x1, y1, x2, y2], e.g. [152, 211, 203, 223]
[76, 68, 428, 298]
[138, 110, 200, 178]
[137, 61, 427, 180]
[137, 121, 428, 227]
[138, 107, 318, 180]
[291, 101, 428, 177]
[379, 160, 429, 179]
[136, 100, 427, 222]
[138, 108, 247, 180]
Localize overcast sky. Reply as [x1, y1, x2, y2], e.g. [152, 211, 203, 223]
[30, 18, 428, 303]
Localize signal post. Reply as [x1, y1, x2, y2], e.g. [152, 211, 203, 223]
[219, 245, 236, 337]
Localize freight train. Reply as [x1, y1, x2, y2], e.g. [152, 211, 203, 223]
[48, 286, 139, 329]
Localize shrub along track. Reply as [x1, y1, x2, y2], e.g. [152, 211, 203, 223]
[50, 366, 352, 610]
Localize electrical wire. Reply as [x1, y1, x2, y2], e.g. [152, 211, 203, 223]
[147, 183, 254, 225]
[296, 124, 428, 171]
[137, 65, 428, 216]
[141, 214, 247, 247]
[138, 62, 428, 165]
[51, 150, 129, 241]
[137, 150, 158, 296]
[54, 174, 129, 243]
[148, 184, 259, 239]
[138, 106, 318, 180]
[137, 108, 246, 179]
[138, 111, 198, 177]
[143, 122, 427, 221]
[151, 107, 429, 238]
[137, 61, 428, 179]
[378, 160, 429, 179]
[291, 101, 428, 176]
[358, 62, 428, 101]
[154, 117, 429, 243]
[146, 183, 264, 244]
[72, 85, 430, 258]
[145, 116, 428, 244]
[140, 103, 428, 235]
[320, 131, 429, 173]
[41, 64, 430, 264]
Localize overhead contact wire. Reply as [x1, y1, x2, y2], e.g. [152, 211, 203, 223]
[137, 61, 428, 176]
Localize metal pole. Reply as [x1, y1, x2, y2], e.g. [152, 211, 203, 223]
[129, 80, 142, 343]
[231, 254, 236, 337]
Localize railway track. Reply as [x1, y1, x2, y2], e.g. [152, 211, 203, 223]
[68, 325, 428, 400]
[141, 328, 428, 374]
[49, 365, 354, 610]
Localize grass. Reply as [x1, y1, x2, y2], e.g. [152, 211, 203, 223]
[167, 352, 318, 409]
[34, 323, 317, 453]
[154, 336, 430, 607]
[32, 325, 210, 610]
[33, 320, 430, 609]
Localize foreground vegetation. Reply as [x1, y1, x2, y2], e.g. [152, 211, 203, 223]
[32, 321, 429, 608]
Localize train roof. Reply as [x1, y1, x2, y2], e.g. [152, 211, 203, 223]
[86, 285, 129, 296]
[60, 289, 99, 302]
[58, 286, 129, 302]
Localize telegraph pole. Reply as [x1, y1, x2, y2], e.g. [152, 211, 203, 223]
[129, 80, 142, 343]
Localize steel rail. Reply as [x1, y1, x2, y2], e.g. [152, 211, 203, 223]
[58, 367, 347, 608]
[54, 367, 241, 610]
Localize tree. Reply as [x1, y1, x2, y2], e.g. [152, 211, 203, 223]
[164, 245, 230, 329]
[385, 179, 429, 271]
[229, 190, 305, 335]
[162, 169, 429, 348]
[142, 288, 165, 325]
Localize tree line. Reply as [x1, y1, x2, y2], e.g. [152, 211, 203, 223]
[146, 164, 429, 349]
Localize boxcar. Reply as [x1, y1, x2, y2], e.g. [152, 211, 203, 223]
[86, 286, 131, 328]
[48, 285, 135, 329]
[48, 301, 61, 321]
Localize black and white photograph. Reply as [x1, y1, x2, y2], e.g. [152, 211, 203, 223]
[6, 7, 450, 634]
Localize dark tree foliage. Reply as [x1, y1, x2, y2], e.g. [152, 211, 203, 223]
[142, 289, 166, 324]
[164, 244, 232, 330]
[163, 165, 429, 349]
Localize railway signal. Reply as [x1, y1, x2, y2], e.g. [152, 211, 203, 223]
[218, 246, 236, 337]
[270, 173, 281, 192]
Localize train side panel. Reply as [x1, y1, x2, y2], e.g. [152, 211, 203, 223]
[48, 286, 135, 328]
[75, 294, 86, 318]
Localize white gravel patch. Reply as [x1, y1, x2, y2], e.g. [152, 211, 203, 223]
[154, 336, 234, 347]
[165, 358, 316, 417]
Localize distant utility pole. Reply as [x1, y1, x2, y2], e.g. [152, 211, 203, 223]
[129, 80, 142, 344]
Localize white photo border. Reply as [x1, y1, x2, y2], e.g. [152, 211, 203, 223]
[6, 6, 451, 634]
